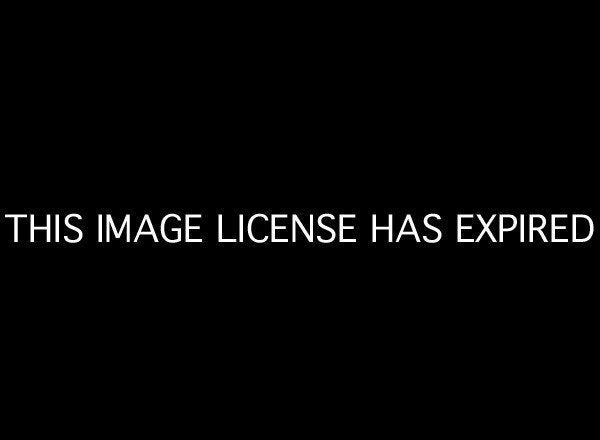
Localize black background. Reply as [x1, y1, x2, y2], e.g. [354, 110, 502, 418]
[1, 6, 597, 434]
